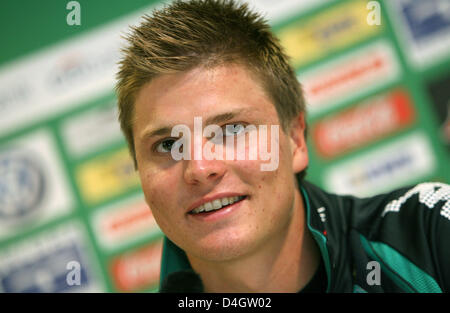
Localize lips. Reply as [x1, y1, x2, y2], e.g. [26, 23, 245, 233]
[189, 196, 246, 214]
[187, 194, 248, 215]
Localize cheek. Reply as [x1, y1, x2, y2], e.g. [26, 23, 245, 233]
[139, 169, 176, 213]
[245, 135, 296, 215]
[140, 170, 182, 238]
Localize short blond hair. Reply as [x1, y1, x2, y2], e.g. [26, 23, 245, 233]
[116, 0, 306, 170]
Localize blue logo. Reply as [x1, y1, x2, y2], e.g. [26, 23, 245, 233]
[0, 241, 89, 292]
[347, 152, 413, 187]
[0, 152, 46, 222]
[400, 0, 450, 42]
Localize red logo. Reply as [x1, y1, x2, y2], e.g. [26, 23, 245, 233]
[308, 54, 385, 98]
[312, 88, 415, 159]
[109, 240, 163, 292]
[300, 41, 400, 115]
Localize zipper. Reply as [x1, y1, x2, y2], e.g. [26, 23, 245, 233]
[301, 186, 332, 292]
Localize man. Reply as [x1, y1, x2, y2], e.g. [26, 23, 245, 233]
[116, 0, 450, 292]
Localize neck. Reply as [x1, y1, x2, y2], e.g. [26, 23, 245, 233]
[187, 189, 320, 292]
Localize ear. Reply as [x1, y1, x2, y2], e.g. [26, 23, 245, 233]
[289, 113, 309, 173]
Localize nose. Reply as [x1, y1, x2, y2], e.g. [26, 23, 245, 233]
[183, 158, 227, 185]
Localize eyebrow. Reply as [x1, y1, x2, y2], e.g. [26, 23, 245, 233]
[204, 109, 245, 125]
[140, 126, 173, 141]
[139, 108, 249, 141]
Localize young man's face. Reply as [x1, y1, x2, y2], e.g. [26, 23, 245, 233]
[133, 64, 308, 262]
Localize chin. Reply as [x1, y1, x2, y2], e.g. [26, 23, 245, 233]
[189, 229, 261, 262]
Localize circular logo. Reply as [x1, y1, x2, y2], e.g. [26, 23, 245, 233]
[0, 152, 46, 222]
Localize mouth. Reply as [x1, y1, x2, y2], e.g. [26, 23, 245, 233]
[188, 195, 248, 215]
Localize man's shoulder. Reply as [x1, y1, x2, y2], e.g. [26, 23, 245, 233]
[353, 182, 450, 293]
[301, 179, 450, 226]
[301, 180, 450, 292]
[377, 182, 450, 219]
[300, 179, 450, 247]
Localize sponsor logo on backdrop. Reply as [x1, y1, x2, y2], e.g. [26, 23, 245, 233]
[312, 88, 416, 158]
[92, 196, 162, 251]
[0, 83, 33, 121]
[324, 132, 436, 197]
[60, 101, 123, 159]
[75, 147, 140, 205]
[0, 222, 103, 292]
[109, 239, 162, 292]
[426, 73, 450, 153]
[46, 49, 118, 92]
[298, 40, 400, 116]
[387, 0, 450, 68]
[0, 130, 73, 240]
[245, 0, 333, 25]
[277, 0, 383, 69]
[0, 153, 46, 222]
[0, 10, 134, 135]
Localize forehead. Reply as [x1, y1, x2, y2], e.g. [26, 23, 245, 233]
[132, 64, 279, 136]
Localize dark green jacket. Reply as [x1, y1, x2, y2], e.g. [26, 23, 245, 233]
[159, 179, 450, 292]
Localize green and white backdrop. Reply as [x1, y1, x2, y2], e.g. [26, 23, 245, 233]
[0, 0, 449, 292]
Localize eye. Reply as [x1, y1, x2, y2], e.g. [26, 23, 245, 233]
[155, 139, 176, 153]
[224, 124, 245, 137]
